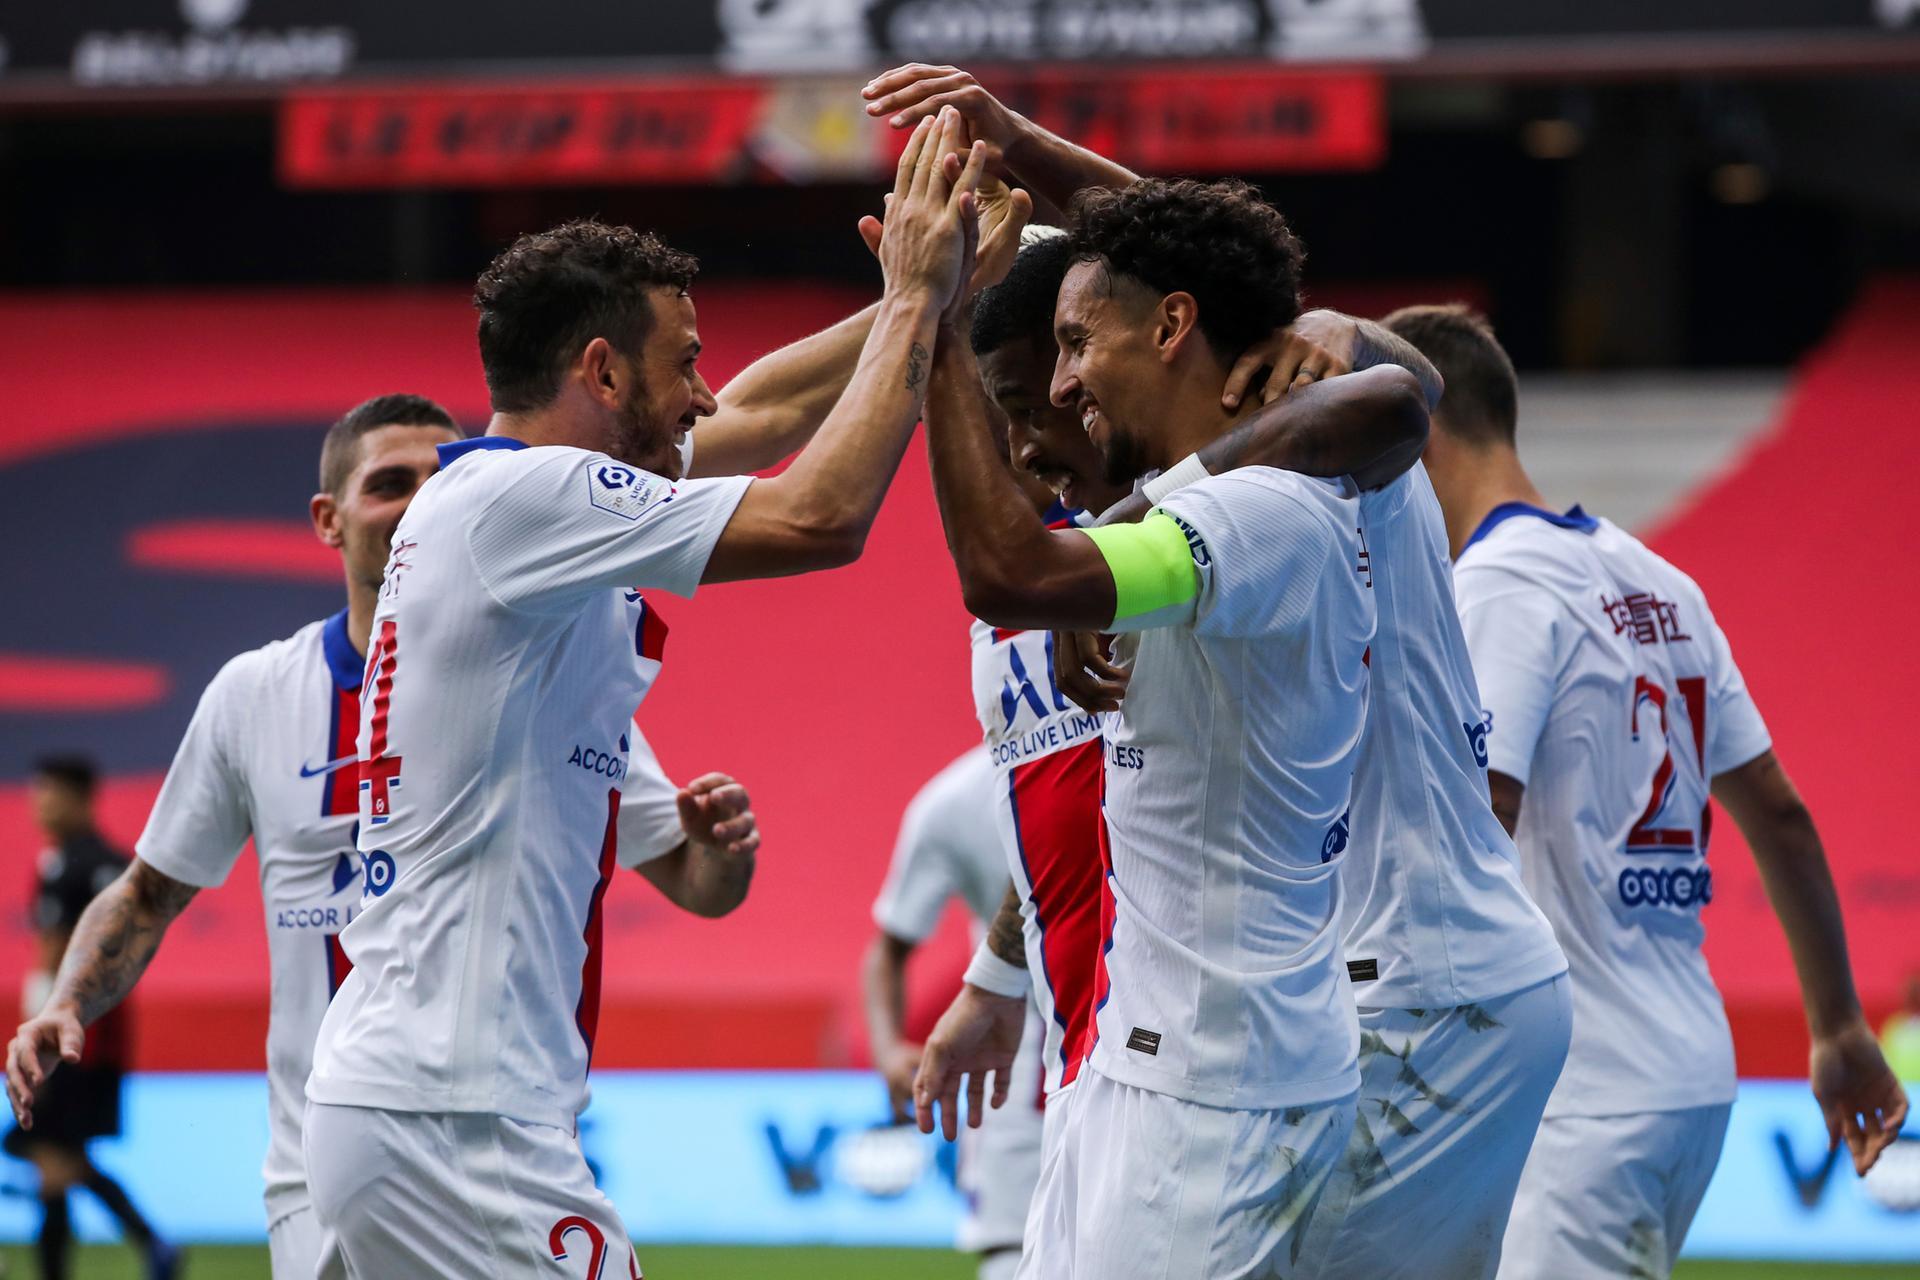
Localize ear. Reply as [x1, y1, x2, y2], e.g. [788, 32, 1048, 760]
[1154, 292, 1201, 365]
[310, 492, 343, 548]
[579, 337, 623, 411]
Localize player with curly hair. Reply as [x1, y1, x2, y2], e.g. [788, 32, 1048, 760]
[909, 171, 1431, 1278]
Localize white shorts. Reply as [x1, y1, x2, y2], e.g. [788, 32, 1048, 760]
[1014, 1083, 1080, 1280]
[1498, 1102, 1732, 1280]
[304, 1101, 640, 1280]
[1022, 1066, 1354, 1280]
[957, 1001, 1047, 1255]
[1304, 973, 1573, 1280]
[268, 1204, 322, 1280]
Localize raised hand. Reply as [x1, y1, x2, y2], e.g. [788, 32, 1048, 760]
[858, 169, 1035, 304]
[912, 983, 1027, 1141]
[875, 108, 990, 317]
[6, 1006, 85, 1129]
[863, 64, 1026, 163]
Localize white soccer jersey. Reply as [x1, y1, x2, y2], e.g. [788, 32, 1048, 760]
[1091, 467, 1373, 1110]
[1453, 504, 1772, 1116]
[307, 437, 751, 1129]
[1342, 465, 1566, 1009]
[135, 609, 689, 1225]
[968, 620, 1105, 1095]
[870, 748, 1011, 944]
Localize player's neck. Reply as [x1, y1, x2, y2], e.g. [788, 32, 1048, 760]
[1436, 445, 1550, 559]
[1153, 366, 1249, 472]
[486, 397, 603, 453]
[345, 587, 377, 661]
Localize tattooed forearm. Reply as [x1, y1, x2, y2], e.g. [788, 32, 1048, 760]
[986, 884, 1028, 969]
[905, 342, 929, 395]
[51, 863, 197, 1027]
[1350, 319, 1444, 411]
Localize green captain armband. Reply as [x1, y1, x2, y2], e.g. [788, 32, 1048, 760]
[1082, 511, 1201, 631]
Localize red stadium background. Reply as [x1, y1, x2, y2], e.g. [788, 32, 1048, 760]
[1, 280, 1915, 1080]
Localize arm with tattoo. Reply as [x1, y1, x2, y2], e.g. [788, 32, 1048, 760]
[7, 861, 197, 1126]
[986, 883, 1029, 969]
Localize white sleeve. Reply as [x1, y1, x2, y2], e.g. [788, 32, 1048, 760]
[1700, 610, 1772, 776]
[870, 783, 963, 945]
[468, 449, 753, 614]
[1152, 471, 1336, 640]
[134, 655, 256, 890]
[617, 721, 685, 870]
[1452, 566, 1568, 787]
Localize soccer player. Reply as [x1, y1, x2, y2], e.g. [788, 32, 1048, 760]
[862, 748, 1044, 1280]
[884, 72, 1558, 1276]
[1062, 309, 1574, 1279]
[912, 177, 1428, 1277]
[7, 756, 177, 1280]
[300, 110, 992, 1277]
[1380, 304, 1907, 1278]
[4, 396, 759, 1279]
[919, 227, 1375, 1134]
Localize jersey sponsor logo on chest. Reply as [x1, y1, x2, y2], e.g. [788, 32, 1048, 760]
[991, 711, 1103, 768]
[274, 903, 359, 931]
[568, 731, 630, 780]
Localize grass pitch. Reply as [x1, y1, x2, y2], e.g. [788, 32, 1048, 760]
[2, 1245, 1916, 1277]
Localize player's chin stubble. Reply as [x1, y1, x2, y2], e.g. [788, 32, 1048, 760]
[1099, 425, 1150, 489]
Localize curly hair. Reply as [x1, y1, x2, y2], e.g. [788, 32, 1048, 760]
[474, 219, 699, 414]
[1380, 304, 1519, 445]
[1066, 179, 1305, 361]
[970, 230, 1073, 357]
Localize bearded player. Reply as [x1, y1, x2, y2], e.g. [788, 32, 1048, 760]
[300, 111, 993, 1277]
[911, 175, 1434, 1276]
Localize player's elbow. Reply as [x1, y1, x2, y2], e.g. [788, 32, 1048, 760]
[782, 491, 875, 571]
[958, 574, 1036, 630]
[1372, 366, 1432, 450]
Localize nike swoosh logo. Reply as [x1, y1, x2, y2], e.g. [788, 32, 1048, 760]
[299, 756, 358, 779]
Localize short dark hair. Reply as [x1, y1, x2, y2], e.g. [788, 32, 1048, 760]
[474, 219, 700, 414]
[1066, 179, 1306, 361]
[33, 755, 97, 798]
[318, 394, 462, 495]
[971, 233, 1074, 357]
[1380, 304, 1519, 445]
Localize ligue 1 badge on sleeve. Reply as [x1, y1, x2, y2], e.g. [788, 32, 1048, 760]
[588, 462, 668, 521]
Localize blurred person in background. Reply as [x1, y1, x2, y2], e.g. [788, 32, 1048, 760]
[859, 747, 1042, 1280]
[1882, 975, 1920, 1085]
[1380, 304, 1908, 1279]
[7, 756, 177, 1280]
[5, 397, 462, 1279]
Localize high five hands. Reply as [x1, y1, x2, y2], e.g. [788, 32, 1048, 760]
[858, 110, 1034, 325]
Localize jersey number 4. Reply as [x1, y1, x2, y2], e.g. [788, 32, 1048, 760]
[360, 619, 404, 826]
[1628, 675, 1708, 854]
